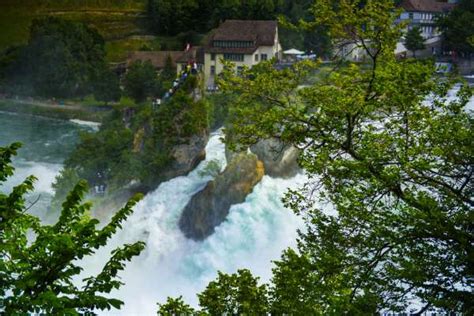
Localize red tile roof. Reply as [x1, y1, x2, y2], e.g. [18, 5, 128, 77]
[205, 20, 278, 54]
[401, 0, 456, 13]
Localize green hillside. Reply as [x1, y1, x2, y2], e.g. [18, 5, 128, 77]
[0, 0, 148, 57]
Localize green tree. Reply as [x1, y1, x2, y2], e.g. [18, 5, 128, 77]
[93, 65, 121, 105]
[146, 0, 288, 35]
[62, 119, 135, 190]
[437, 0, 474, 57]
[198, 269, 268, 315]
[0, 143, 145, 314]
[404, 26, 425, 57]
[216, 0, 472, 314]
[12, 17, 106, 98]
[160, 54, 176, 85]
[157, 296, 196, 315]
[159, 269, 268, 315]
[50, 167, 81, 210]
[157, 1, 472, 314]
[147, 0, 199, 35]
[124, 60, 158, 103]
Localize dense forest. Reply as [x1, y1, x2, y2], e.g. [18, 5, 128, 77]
[146, 0, 331, 55]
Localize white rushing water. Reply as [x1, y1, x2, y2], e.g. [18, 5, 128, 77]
[69, 119, 101, 131]
[76, 130, 306, 314]
[2, 87, 471, 314]
[0, 111, 92, 218]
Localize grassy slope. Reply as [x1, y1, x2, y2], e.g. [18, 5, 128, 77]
[0, 0, 148, 58]
[0, 1, 207, 62]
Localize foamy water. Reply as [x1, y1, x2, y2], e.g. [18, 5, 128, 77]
[69, 119, 101, 131]
[1, 86, 472, 314]
[75, 130, 306, 314]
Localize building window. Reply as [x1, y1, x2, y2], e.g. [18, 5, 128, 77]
[211, 53, 216, 61]
[213, 40, 253, 48]
[409, 12, 413, 19]
[223, 53, 244, 62]
[261, 54, 267, 61]
[255, 54, 259, 62]
[210, 65, 215, 75]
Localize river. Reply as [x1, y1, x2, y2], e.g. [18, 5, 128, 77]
[0, 110, 305, 314]
[2, 86, 472, 313]
[78, 130, 306, 314]
[0, 111, 97, 218]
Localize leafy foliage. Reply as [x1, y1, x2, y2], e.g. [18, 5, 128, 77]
[404, 27, 425, 57]
[0, 143, 145, 314]
[163, 0, 473, 314]
[198, 159, 221, 178]
[437, 0, 474, 56]
[4, 16, 106, 98]
[54, 82, 210, 199]
[198, 269, 268, 315]
[124, 60, 158, 104]
[92, 64, 122, 105]
[157, 54, 177, 95]
[157, 296, 196, 315]
[158, 270, 268, 315]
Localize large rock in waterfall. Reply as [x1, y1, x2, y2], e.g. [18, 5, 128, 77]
[179, 153, 264, 240]
[250, 138, 300, 178]
[163, 133, 208, 179]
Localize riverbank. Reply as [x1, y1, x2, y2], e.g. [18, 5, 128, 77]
[0, 99, 110, 122]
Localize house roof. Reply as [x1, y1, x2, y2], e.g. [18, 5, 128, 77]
[126, 51, 183, 69]
[176, 46, 205, 64]
[204, 20, 278, 54]
[400, 0, 456, 13]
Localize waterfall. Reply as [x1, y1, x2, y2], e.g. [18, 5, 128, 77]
[77, 130, 306, 314]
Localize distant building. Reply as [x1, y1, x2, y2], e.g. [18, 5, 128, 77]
[203, 20, 282, 88]
[126, 51, 183, 72]
[335, 1, 458, 61]
[398, 0, 457, 39]
[333, 40, 370, 62]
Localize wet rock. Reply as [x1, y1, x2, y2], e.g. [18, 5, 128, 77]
[163, 133, 208, 180]
[179, 153, 264, 240]
[250, 138, 300, 178]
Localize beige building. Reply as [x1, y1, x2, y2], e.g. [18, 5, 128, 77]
[203, 20, 281, 88]
[398, 0, 456, 39]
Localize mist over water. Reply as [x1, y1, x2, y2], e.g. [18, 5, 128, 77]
[1, 88, 472, 314]
[0, 111, 93, 216]
[0, 110, 306, 314]
[78, 131, 306, 314]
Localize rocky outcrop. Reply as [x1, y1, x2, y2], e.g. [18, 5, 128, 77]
[163, 133, 209, 180]
[179, 153, 264, 240]
[250, 138, 300, 178]
[224, 145, 242, 164]
[132, 127, 145, 153]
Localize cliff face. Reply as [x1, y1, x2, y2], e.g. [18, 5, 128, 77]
[226, 138, 301, 179]
[163, 132, 208, 180]
[250, 138, 300, 178]
[179, 153, 264, 240]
